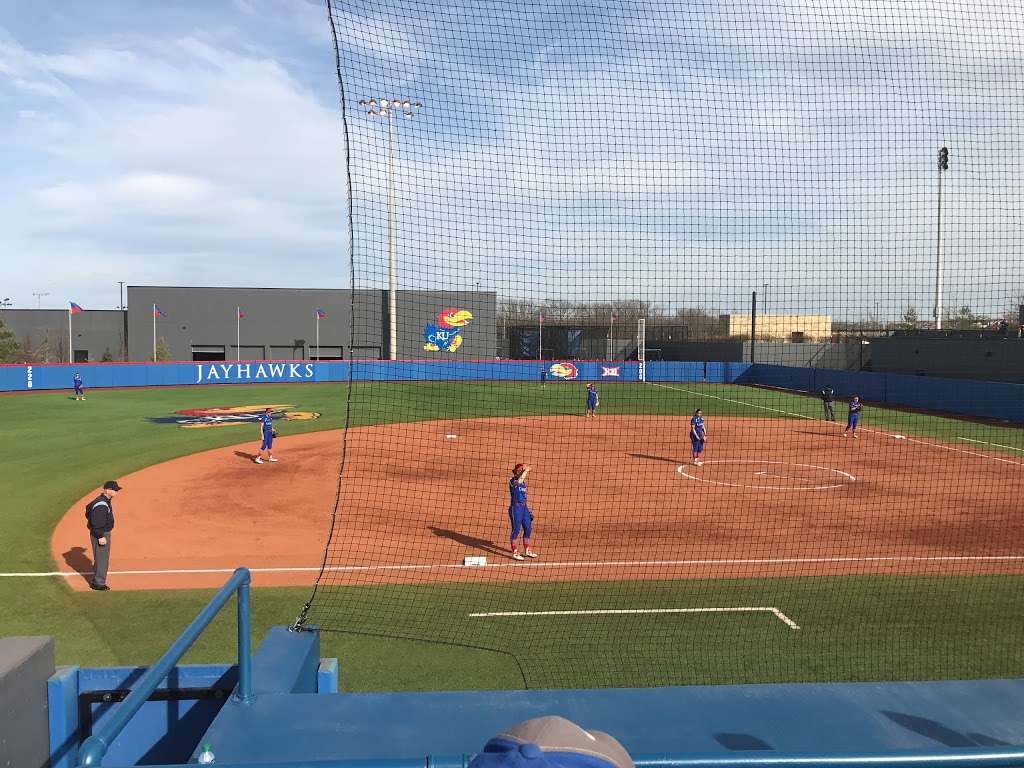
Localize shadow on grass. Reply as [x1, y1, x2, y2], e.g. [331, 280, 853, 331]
[61, 546, 93, 585]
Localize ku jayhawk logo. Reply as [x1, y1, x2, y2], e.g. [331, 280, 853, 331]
[423, 308, 473, 352]
[548, 362, 578, 380]
[149, 404, 321, 429]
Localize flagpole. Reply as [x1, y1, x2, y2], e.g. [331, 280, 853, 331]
[236, 306, 241, 361]
[152, 304, 157, 362]
[68, 309, 73, 363]
[610, 314, 615, 361]
[316, 315, 320, 360]
[538, 314, 543, 363]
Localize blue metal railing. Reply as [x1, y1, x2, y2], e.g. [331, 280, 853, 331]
[82, 748, 1024, 768]
[76, 567, 253, 767]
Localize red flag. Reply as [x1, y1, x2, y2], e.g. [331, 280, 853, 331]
[69, 302, 84, 314]
[539, 313, 544, 325]
[237, 308, 247, 319]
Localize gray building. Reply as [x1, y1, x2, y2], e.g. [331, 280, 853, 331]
[1, 288, 496, 363]
[870, 337, 1024, 383]
[126, 286, 496, 362]
[0, 309, 124, 363]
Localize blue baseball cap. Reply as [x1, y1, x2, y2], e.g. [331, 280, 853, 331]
[468, 716, 634, 768]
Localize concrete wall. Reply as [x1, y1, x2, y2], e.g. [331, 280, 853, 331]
[0, 636, 54, 768]
[721, 313, 832, 340]
[126, 287, 495, 362]
[0, 309, 124, 363]
[870, 337, 1024, 383]
[749, 341, 863, 369]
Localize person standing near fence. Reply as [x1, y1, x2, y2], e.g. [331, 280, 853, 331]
[85, 480, 122, 591]
[73, 372, 85, 401]
[820, 385, 835, 421]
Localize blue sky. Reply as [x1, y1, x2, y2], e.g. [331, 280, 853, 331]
[2, 0, 1022, 319]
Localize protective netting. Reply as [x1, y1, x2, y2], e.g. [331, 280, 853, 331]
[296, 0, 1024, 689]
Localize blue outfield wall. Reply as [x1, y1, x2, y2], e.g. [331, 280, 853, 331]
[744, 364, 1024, 424]
[0, 359, 746, 392]
[2, 359, 1021, 423]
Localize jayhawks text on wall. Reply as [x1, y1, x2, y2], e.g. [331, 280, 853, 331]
[194, 362, 315, 384]
[423, 308, 473, 352]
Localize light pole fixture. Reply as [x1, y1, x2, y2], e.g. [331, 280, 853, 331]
[934, 146, 949, 330]
[33, 292, 49, 309]
[359, 97, 423, 360]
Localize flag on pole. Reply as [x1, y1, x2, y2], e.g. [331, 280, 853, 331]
[539, 313, 545, 325]
[237, 308, 247, 319]
[610, 312, 619, 323]
[316, 308, 327, 319]
[69, 302, 84, 314]
[153, 304, 167, 318]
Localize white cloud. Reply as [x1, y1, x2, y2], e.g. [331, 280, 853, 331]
[0, 14, 349, 307]
[1, 1, 1022, 320]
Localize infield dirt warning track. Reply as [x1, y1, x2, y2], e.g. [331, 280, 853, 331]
[53, 416, 1024, 591]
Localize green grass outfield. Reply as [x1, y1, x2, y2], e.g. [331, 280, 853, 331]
[1, 380, 1023, 690]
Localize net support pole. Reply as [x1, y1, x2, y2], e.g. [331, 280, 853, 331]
[934, 159, 945, 330]
[387, 114, 398, 360]
[638, 318, 646, 382]
[750, 291, 757, 364]
[68, 309, 73, 364]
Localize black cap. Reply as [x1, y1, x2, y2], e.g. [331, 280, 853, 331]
[103, 481, 123, 491]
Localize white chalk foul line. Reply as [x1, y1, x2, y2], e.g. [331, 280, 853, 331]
[957, 436, 1024, 453]
[8, 553, 1024, 579]
[468, 606, 801, 630]
[653, 383, 1024, 467]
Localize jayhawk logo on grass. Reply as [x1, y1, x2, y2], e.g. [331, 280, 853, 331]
[423, 308, 473, 352]
[548, 362, 578, 380]
[149, 404, 321, 429]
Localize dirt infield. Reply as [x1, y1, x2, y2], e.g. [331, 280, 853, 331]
[53, 416, 1024, 591]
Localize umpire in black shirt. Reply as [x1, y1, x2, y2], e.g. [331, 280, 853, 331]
[820, 386, 836, 421]
[86, 481, 122, 591]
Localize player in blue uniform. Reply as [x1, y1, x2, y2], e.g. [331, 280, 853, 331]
[842, 395, 862, 438]
[254, 407, 278, 463]
[508, 463, 537, 560]
[585, 383, 599, 417]
[690, 408, 707, 466]
[73, 372, 85, 401]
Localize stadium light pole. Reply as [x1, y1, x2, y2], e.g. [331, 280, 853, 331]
[33, 292, 49, 308]
[934, 146, 949, 330]
[360, 97, 423, 360]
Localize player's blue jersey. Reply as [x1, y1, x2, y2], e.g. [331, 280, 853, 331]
[849, 400, 862, 414]
[259, 413, 274, 433]
[509, 476, 528, 506]
[73, 374, 82, 386]
[691, 415, 705, 438]
[586, 388, 598, 407]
